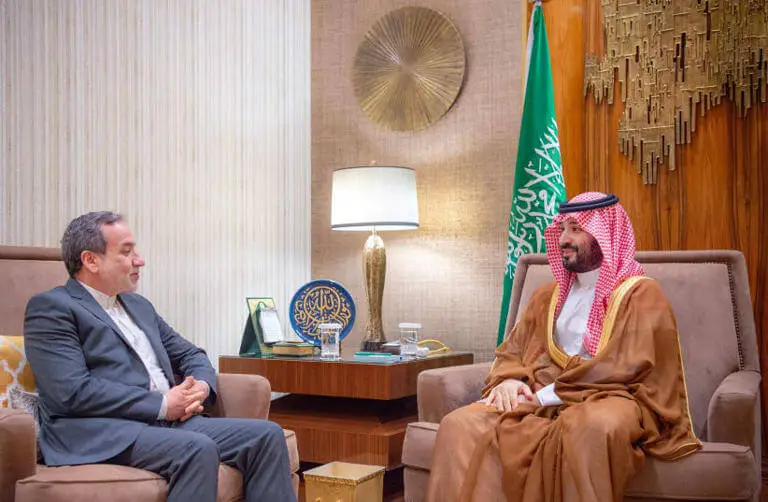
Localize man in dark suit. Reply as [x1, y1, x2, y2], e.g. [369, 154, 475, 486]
[24, 211, 296, 502]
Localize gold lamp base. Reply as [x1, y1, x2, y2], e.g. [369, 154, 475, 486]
[361, 232, 386, 351]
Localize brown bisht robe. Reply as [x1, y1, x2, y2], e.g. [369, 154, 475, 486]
[427, 278, 700, 502]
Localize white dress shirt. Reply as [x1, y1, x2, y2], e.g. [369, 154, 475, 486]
[80, 282, 170, 419]
[535, 268, 600, 406]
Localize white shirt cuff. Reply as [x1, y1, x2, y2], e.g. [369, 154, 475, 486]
[535, 383, 563, 407]
[157, 395, 168, 420]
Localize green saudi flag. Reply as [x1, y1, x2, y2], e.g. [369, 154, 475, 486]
[497, 1, 566, 346]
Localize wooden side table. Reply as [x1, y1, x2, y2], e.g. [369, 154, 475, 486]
[219, 352, 474, 470]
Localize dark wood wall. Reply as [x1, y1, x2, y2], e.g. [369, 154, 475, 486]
[530, 0, 768, 424]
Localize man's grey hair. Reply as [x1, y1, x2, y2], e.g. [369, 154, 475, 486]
[61, 211, 124, 277]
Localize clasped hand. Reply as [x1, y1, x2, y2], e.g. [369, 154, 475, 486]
[481, 378, 540, 413]
[166, 376, 209, 422]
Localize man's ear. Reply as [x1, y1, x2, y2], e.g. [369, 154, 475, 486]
[80, 250, 100, 273]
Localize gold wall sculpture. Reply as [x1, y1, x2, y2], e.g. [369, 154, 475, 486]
[584, 0, 768, 184]
[352, 6, 466, 132]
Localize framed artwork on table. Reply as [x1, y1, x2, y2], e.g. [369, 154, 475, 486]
[239, 297, 282, 357]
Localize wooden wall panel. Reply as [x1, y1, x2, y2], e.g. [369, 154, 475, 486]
[655, 152, 683, 250]
[608, 95, 659, 251]
[680, 104, 737, 251]
[539, 2, 586, 196]
[529, 0, 768, 442]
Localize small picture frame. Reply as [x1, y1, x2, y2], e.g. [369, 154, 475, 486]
[239, 297, 278, 357]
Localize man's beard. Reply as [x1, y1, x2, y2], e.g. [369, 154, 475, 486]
[562, 238, 603, 273]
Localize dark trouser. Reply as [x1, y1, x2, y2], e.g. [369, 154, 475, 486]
[108, 416, 295, 502]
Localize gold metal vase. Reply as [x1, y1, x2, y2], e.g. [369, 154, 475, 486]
[361, 232, 386, 351]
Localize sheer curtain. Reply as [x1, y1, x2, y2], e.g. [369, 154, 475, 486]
[0, 0, 311, 365]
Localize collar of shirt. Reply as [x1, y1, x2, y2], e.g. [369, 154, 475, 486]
[79, 281, 119, 310]
[575, 267, 600, 290]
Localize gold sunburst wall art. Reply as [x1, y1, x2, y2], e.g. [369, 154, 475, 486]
[352, 6, 466, 132]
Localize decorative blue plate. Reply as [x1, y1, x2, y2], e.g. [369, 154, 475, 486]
[289, 279, 356, 346]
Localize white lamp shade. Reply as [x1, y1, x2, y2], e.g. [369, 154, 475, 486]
[331, 166, 419, 231]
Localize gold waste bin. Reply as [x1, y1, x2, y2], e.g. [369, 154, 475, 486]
[303, 462, 385, 502]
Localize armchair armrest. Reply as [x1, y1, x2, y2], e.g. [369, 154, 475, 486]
[0, 409, 36, 502]
[707, 370, 761, 447]
[417, 362, 492, 423]
[210, 373, 272, 420]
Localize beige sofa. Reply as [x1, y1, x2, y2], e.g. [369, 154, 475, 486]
[0, 246, 300, 502]
[402, 251, 761, 501]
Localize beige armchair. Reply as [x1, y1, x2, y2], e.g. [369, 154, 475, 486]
[402, 251, 761, 502]
[0, 246, 300, 502]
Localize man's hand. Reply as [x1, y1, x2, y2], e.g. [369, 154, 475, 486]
[482, 378, 534, 413]
[165, 376, 208, 422]
[179, 378, 210, 422]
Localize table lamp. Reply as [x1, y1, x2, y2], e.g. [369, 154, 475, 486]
[331, 166, 419, 351]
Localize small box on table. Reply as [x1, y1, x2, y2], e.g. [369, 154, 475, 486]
[303, 461, 385, 502]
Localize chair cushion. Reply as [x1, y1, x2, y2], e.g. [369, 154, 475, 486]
[402, 422, 439, 471]
[625, 442, 757, 500]
[643, 262, 741, 438]
[15, 429, 298, 502]
[15, 464, 167, 502]
[7, 388, 42, 461]
[404, 467, 431, 502]
[283, 429, 299, 473]
[217, 464, 243, 502]
[402, 422, 756, 501]
[0, 335, 35, 408]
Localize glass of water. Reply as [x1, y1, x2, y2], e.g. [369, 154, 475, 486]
[399, 323, 422, 359]
[318, 323, 341, 360]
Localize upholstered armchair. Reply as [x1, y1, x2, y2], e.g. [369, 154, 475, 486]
[2, 373, 299, 502]
[0, 246, 299, 502]
[402, 251, 761, 502]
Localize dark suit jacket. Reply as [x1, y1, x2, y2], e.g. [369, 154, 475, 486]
[23, 279, 217, 466]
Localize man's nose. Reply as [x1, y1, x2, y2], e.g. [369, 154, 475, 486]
[133, 254, 145, 267]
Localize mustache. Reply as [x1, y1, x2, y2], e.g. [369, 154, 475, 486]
[560, 244, 578, 252]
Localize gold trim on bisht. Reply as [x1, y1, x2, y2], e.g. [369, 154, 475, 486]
[547, 276, 649, 366]
[596, 276, 649, 355]
[547, 285, 569, 368]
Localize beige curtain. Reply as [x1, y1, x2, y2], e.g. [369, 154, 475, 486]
[0, 0, 311, 365]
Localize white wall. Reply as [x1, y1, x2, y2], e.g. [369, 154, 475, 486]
[0, 0, 311, 365]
